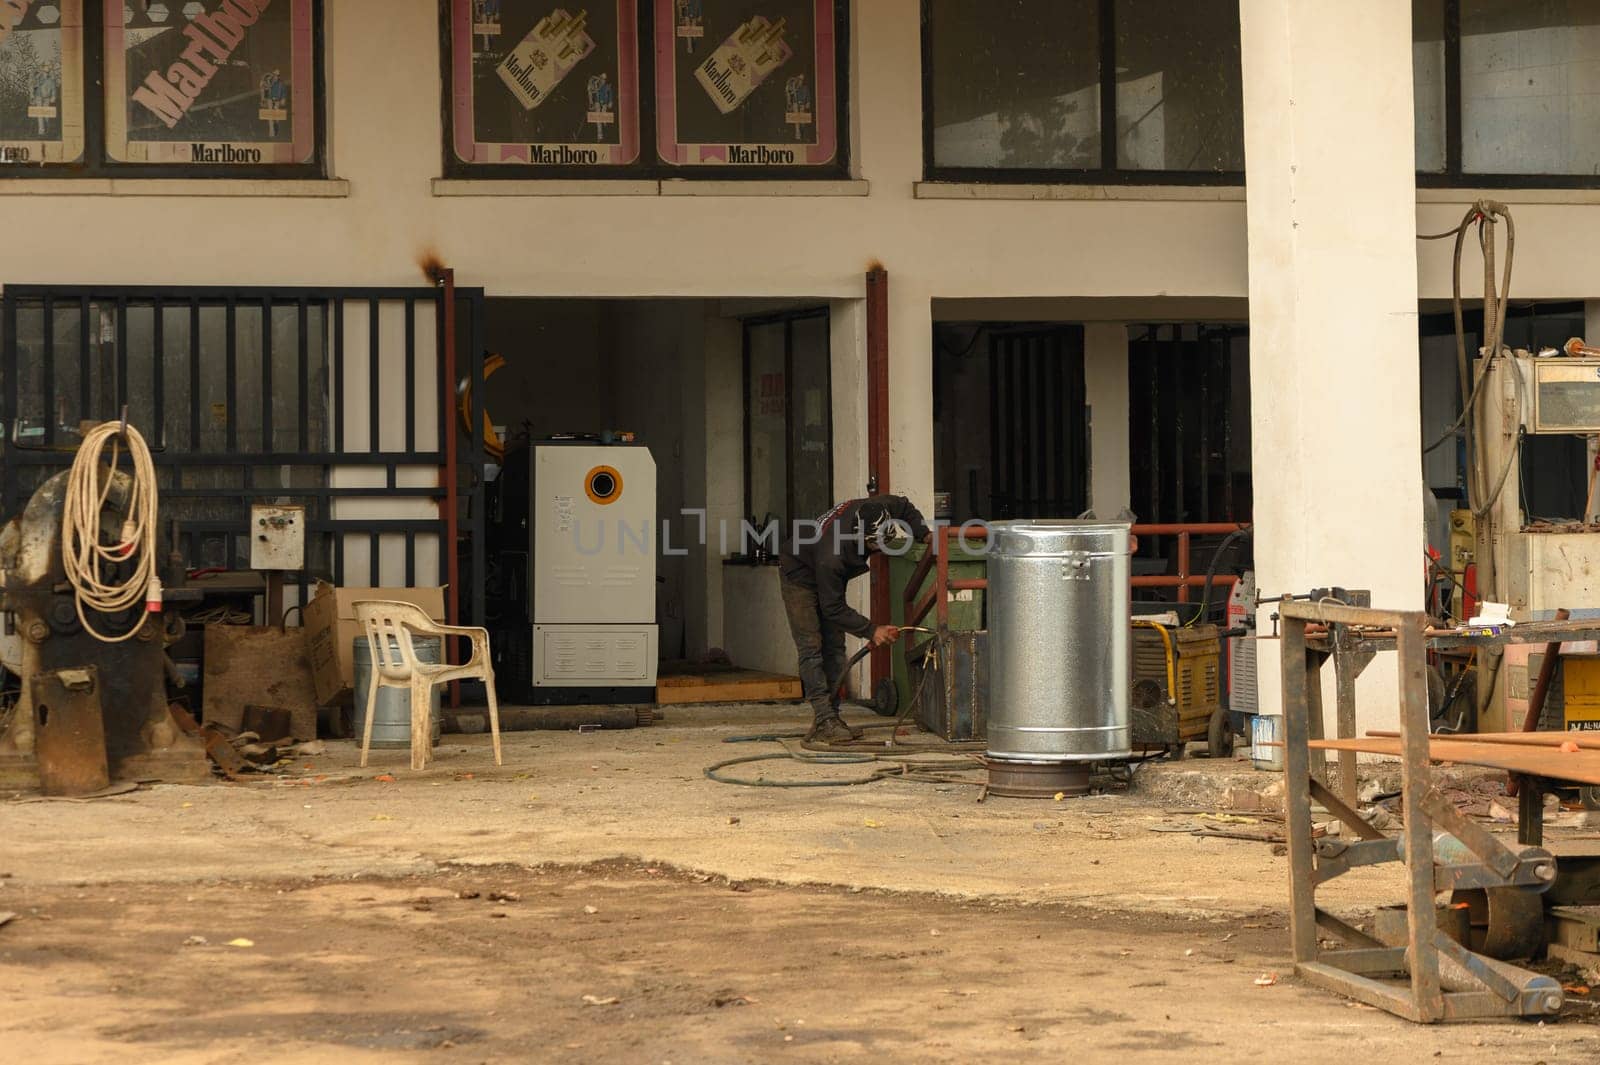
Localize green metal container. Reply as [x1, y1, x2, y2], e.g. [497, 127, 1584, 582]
[889, 540, 988, 712]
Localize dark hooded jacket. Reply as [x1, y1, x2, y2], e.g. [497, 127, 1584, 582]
[778, 495, 931, 638]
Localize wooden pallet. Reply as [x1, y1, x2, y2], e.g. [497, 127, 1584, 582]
[655, 669, 802, 705]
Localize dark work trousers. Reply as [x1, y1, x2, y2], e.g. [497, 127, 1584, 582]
[780, 574, 848, 724]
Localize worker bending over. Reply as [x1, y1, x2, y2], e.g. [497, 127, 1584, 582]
[779, 495, 930, 744]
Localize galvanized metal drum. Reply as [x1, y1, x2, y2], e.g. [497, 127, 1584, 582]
[352, 635, 443, 750]
[986, 520, 1132, 763]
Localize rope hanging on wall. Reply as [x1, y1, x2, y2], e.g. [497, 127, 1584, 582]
[61, 420, 161, 643]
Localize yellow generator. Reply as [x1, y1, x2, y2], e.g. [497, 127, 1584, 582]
[1130, 621, 1225, 758]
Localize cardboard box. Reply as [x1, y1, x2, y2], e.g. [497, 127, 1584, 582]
[303, 582, 447, 706]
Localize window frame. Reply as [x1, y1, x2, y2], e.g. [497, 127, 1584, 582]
[1418, 0, 1600, 189]
[741, 306, 833, 533]
[0, 0, 329, 181]
[920, 0, 1245, 186]
[439, 1, 851, 181]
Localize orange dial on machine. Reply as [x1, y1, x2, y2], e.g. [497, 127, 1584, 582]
[585, 465, 623, 505]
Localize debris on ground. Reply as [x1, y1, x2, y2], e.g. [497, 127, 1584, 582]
[226, 938, 254, 948]
[488, 891, 520, 903]
[1223, 781, 1285, 813]
[581, 995, 620, 1007]
[1254, 973, 1278, 987]
[0, 912, 15, 930]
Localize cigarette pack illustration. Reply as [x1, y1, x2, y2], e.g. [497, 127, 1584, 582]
[497, 8, 596, 111]
[693, 15, 791, 115]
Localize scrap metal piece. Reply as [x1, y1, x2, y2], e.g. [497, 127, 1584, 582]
[32, 666, 110, 797]
[983, 758, 1090, 799]
[1450, 887, 1547, 961]
[198, 724, 248, 781]
[241, 705, 293, 744]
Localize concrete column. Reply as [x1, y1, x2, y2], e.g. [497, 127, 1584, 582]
[1240, 1, 1425, 728]
[888, 277, 935, 516]
[700, 310, 744, 653]
[830, 297, 872, 697]
[1083, 323, 1132, 518]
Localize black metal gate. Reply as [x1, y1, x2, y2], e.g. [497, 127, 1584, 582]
[987, 326, 1088, 519]
[0, 284, 487, 624]
[1127, 323, 1248, 529]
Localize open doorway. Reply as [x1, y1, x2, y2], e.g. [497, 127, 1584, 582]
[470, 297, 840, 706]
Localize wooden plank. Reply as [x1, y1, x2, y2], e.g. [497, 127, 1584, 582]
[1368, 730, 1600, 750]
[654, 670, 802, 705]
[1309, 736, 1600, 786]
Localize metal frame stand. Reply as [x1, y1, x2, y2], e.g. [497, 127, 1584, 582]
[1279, 598, 1563, 1023]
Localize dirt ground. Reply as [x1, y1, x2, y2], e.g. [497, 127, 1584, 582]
[4, 705, 1600, 1063]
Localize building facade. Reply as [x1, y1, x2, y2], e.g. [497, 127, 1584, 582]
[4, 0, 1600, 726]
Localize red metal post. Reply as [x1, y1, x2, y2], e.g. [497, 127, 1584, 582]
[438, 267, 461, 706]
[935, 528, 951, 628]
[1176, 532, 1191, 604]
[866, 266, 890, 685]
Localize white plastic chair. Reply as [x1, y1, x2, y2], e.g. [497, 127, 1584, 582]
[353, 599, 503, 771]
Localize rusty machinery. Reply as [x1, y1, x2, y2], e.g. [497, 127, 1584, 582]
[0, 423, 207, 795]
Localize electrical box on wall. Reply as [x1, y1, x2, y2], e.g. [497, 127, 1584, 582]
[1514, 357, 1600, 434]
[250, 504, 305, 571]
[529, 444, 658, 697]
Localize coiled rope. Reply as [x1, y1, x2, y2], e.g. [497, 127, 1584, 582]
[61, 420, 160, 643]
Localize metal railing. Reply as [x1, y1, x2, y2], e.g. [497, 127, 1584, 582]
[1131, 522, 1248, 604]
[902, 521, 1251, 631]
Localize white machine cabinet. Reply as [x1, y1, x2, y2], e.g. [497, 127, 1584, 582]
[530, 444, 658, 692]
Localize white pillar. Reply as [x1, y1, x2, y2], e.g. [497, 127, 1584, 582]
[1240, 1, 1425, 729]
[1083, 323, 1131, 518]
[888, 278, 935, 516]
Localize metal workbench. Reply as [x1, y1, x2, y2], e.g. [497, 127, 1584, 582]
[1277, 601, 1599, 1023]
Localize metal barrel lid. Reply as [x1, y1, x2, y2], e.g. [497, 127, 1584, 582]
[988, 519, 1132, 558]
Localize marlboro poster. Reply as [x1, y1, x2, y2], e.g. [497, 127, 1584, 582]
[103, 0, 317, 166]
[655, 0, 838, 167]
[451, 1, 640, 167]
[0, 0, 85, 166]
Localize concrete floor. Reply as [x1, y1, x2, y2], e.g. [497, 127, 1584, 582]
[2, 704, 1599, 1062]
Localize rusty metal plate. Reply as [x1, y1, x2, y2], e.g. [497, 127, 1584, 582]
[984, 758, 1090, 799]
[32, 667, 110, 797]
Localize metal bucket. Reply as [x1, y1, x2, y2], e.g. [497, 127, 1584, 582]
[352, 635, 443, 750]
[987, 520, 1132, 763]
[1251, 714, 1284, 771]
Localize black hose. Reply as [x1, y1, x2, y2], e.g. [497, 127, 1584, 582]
[1187, 526, 1253, 627]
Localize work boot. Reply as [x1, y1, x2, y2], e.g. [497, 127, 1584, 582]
[806, 715, 862, 745]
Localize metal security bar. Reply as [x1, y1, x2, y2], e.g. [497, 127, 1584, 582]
[986, 326, 1088, 520]
[0, 284, 486, 623]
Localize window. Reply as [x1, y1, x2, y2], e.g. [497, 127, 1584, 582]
[1415, 0, 1600, 184]
[0, 0, 325, 177]
[923, 0, 1244, 183]
[743, 308, 831, 531]
[442, 0, 849, 178]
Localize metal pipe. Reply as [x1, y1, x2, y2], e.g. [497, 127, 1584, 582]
[436, 266, 461, 707]
[866, 266, 890, 687]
